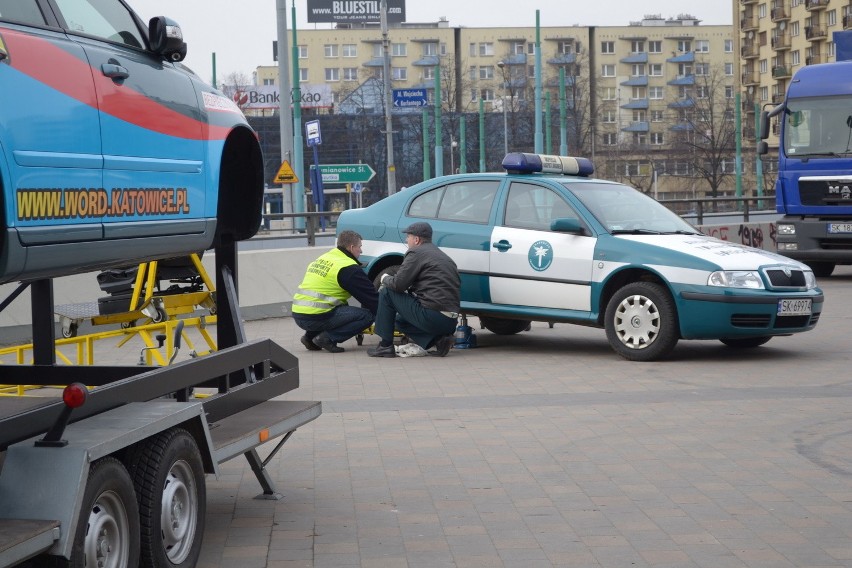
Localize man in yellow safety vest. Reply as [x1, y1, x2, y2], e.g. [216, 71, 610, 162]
[291, 230, 378, 353]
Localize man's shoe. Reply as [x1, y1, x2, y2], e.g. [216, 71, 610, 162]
[429, 335, 454, 357]
[367, 344, 396, 358]
[300, 334, 322, 351]
[313, 332, 344, 353]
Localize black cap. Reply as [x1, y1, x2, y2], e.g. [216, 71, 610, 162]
[402, 222, 432, 239]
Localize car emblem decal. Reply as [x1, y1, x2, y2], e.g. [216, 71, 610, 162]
[783, 267, 792, 278]
[528, 240, 553, 272]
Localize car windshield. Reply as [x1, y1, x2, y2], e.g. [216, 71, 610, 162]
[564, 181, 698, 234]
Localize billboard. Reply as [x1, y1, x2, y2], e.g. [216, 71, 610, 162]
[223, 84, 333, 110]
[307, 0, 405, 24]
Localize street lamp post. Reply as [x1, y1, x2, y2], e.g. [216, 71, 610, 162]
[497, 60, 509, 155]
[450, 137, 458, 174]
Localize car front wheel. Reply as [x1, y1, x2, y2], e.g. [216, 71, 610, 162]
[605, 282, 679, 362]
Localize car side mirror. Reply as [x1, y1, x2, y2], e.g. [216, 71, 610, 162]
[551, 217, 584, 234]
[149, 16, 187, 62]
[757, 140, 768, 156]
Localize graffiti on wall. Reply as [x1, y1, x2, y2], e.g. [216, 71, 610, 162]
[698, 223, 778, 252]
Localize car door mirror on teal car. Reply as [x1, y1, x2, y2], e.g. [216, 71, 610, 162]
[550, 217, 584, 234]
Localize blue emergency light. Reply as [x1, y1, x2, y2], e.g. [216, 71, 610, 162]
[502, 152, 594, 177]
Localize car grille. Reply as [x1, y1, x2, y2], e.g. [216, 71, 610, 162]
[764, 268, 807, 288]
[731, 312, 819, 329]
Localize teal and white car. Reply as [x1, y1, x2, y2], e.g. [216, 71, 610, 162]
[336, 153, 823, 361]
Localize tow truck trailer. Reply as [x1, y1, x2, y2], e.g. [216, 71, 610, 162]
[0, 246, 321, 568]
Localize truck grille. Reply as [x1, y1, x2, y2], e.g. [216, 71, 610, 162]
[799, 178, 852, 206]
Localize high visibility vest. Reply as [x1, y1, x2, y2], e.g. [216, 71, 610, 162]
[291, 248, 357, 315]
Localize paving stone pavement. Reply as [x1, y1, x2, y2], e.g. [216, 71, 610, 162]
[51, 268, 852, 567]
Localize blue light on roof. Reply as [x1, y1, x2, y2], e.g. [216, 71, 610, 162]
[502, 153, 594, 177]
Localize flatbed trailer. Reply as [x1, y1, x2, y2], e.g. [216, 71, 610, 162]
[0, 245, 321, 568]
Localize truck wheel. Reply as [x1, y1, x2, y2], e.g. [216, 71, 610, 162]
[605, 282, 679, 361]
[479, 316, 531, 335]
[720, 336, 772, 349]
[129, 428, 206, 568]
[67, 457, 140, 568]
[807, 261, 835, 278]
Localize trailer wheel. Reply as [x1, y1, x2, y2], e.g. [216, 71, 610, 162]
[129, 428, 206, 568]
[66, 457, 140, 568]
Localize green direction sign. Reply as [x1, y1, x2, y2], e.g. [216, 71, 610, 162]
[311, 164, 376, 184]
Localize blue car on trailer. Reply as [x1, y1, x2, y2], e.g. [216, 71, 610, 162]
[337, 153, 823, 361]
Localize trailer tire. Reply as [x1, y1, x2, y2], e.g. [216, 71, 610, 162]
[129, 428, 206, 568]
[66, 457, 140, 568]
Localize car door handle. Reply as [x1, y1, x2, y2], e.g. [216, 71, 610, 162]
[492, 240, 512, 252]
[101, 62, 129, 80]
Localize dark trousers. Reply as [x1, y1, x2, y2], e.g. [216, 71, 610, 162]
[374, 288, 456, 349]
[292, 305, 373, 344]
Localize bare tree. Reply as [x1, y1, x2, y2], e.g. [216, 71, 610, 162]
[220, 71, 253, 112]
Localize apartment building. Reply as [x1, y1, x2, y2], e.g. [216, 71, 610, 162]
[737, 0, 852, 141]
[252, 15, 734, 196]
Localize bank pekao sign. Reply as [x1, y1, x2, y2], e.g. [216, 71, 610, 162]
[307, 0, 405, 24]
[224, 84, 333, 110]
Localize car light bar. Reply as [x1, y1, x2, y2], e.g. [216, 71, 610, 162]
[502, 152, 594, 177]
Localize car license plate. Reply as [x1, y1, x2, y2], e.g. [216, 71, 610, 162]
[777, 298, 812, 316]
[828, 222, 852, 234]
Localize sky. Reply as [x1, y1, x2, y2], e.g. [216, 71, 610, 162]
[133, 1, 734, 83]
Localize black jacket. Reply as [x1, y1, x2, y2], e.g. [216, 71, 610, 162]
[385, 242, 460, 312]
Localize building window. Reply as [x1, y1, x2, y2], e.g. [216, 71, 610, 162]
[678, 63, 692, 76]
[469, 43, 476, 57]
[263, 78, 274, 86]
[696, 86, 709, 99]
[724, 39, 733, 53]
[603, 133, 617, 145]
[298, 45, 308, 58]
[631, 87, 646, 99]
[649, 86, 664, 99]
[758, 3, 767, 18]
[632, 110, 646, 122]
[791, 50, 800, 65]
[828, 10, 837, 26]
[324, 44, 338, 57]
[602, 64, 616, 77]
[423, 67, 435, 80]
[469, 66, 477, 81]
[651, 110, 664, 122]
[695, 62, 709, 76]
[423, 42, 438, 56]
[828, 41, 836, 57]
[511, 41, 524, 55]
[324, 68, 339, 81]
[602, 110, 616, 123]
[677, 40, 691, 53]
[299, 68, 308, 82]
[372, 44, 382, 58]
[601, 41, 615, 53]
[480, 66, 494, 80]
[631, 40, 645, 53]
[602, 87, 617, 100]
[631, 64, 646, 76]
[557, 41, 573, 54]
[791, 21, 800, 36]
[342, 44, 357, 57]
[343, 68, 358, 81]
[527, 43, 536, 55]
[392, 67, 407, 80]
[648, 40, 662, 53]
[696, 40, 710, 53]
[479, 42, 494, 56]
[649, 63, 663, 76]
[760, 86, 769, 101]
[759, 59, 768, 74]
[725, 62, 734, 76]
[479, 88, 494, 101]
[392, 43, 407, 56]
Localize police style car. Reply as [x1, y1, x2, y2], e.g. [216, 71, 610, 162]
[337, 153, 823, 361]
[0, 0, 264, 284]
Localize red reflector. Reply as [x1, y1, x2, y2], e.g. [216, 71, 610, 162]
[62, 383, 88, 408]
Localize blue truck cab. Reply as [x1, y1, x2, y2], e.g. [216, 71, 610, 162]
[759, 60, 852, 277]
[0, 0, 264, 285]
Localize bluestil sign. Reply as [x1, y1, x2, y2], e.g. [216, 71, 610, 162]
[306, 0, 406, 24]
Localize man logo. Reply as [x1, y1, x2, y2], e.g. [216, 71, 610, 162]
[528, 240, 553, 272]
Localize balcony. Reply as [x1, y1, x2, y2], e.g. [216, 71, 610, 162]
[742, 43, 759, 58]
[741, 16, 759, 31]
[772, 65, 792, 78]
[621, 98, 649, 110]
[622, 121, 650, 132]
[805, 25, 828, 40]
[742, 70, 759, 85]
[805, 0, 829, 10]
[806, 53, 823, 65]
[771, 6, 790, 21]
[771, 34, 791, 49]
[844, 14, 852, 29]
[741, 0, 757, 4]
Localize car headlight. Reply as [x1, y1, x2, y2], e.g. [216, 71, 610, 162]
[804, 270, 817, 289]
[707, 270, 765, 289]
